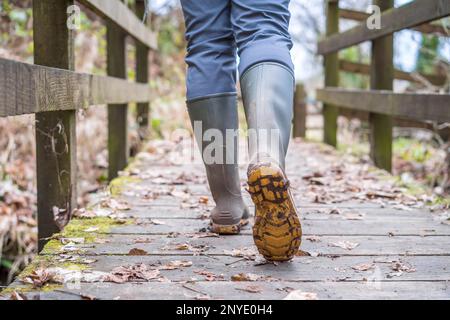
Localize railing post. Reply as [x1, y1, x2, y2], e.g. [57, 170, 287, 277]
[135, 0, 150, 140]
[323, 0, 339, 147]
[107, 2, 128, 181]
[293, 83, 307, 138]
[370, 0, 393, 172]
[33, 0, 77, 250]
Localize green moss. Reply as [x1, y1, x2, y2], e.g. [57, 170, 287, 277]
[109, 175, 141, 196]
[1, 283, 63, 297]
[41, 217, 133, 255]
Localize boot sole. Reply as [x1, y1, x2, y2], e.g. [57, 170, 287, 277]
[210, 219, 249, 235]
[247, 164, 302, 261]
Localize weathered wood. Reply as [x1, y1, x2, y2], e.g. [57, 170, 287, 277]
[33, 0, 77, 251]
[0, 58, 150, 117]
[135, 0, 150, 140]
[293, 83, 307, 138]
[339, 60, 447, 86]
[323, 0, 339, 147]
[339, 8, 449, 37]
[10, 281, 450, 300]
[369, 0, 394, 172]
[318, 0, 450, 55]
[80, 0, 158, 50]
[316, 88, 450, 122]
[4, 139, 450, 300]
[107, 19, 129, 181]
[58, 234, 450, 256]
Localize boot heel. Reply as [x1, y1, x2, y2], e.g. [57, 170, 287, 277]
[247, 164, 302, 261]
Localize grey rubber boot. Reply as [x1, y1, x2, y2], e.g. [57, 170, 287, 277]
[187, 94, 249, 235]
[241, 62, 302, 261]
[241, 62, 294, 169]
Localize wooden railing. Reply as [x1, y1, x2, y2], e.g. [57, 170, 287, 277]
[0, 0, 157, 249]
[316, 0, 450, 172]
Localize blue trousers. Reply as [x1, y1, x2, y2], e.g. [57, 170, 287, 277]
[181, 0, 293, 101]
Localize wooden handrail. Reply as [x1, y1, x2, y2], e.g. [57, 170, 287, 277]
[316, 88, 450, 122]
[339, 8, 449, 36]
[80, 0, 158, 50]
[0, 58, 150, 117]
[339, 60, 447, 86]
[318, 0, 450, 55]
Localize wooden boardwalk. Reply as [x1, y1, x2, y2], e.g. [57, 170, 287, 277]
[2, 140, 450, 300]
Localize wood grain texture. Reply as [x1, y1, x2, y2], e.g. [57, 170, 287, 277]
[33, 0, 77, 250]
[339, 8, 449, 36]
[80, 0, 158, 50]
[3, 140, 450, 300]
[369, 0, 394, 172]
[323, 0, 339, 147]
[107, 18, 128, 181]
[0, 58, 150, 117]
[135, 0, 150, 139]
[318, 0, 450, 55]
[316, 88, 450, 122]
[339, 60, 447, 86]
[293, 84, 307, 138]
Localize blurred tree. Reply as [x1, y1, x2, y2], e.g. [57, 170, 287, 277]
[416, 35, 440, 75]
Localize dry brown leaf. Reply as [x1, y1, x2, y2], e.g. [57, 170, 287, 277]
[305, 235, 321, 242]
[194, 270, 224, 281]
[22, 269, 55, 288]
[105, 264, 160, 283]
[231, 273, 262, 282]
[128, 248, 148, 256]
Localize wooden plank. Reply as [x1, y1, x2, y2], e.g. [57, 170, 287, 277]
[323, 0, 339, 147]
[83, 218, 450, 236]
[339, 8, 449, 37]
[135, 0, 150, 140]
[318, 0, 450, 55]
[107, 18, 129, 181]
[8, 281, 449, 300]
[33, 0, 77, 250]
[339, 60, 447, 86]
[80, 0, 158, 50]
[369, 0, 394, 172]
[13, 255, 450, 283]
[56, 234, 450, 256]
[0, 58, 150, 117]
[316, 88, 450, 122]
[293, 83, 307, 138]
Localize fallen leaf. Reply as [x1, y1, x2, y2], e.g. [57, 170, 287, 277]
[231, 273, 262, 282]
[101, 199, 131, 211]
[22, 269, 55, 288]
[304, 236, 321, 242]
[329, 241, 359, 250]
[352, 263, 374, 271]
[194, 270, 224, 281]
[128, 248, 148, 256]
[236, 285, 263, 293]
[284, 290, 318, 300]
[105, 264, 160, 283]
[160, 260, 193, 270]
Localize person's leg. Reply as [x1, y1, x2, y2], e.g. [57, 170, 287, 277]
[231, 0, 301, 261]
[181, 0, 248, 235]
